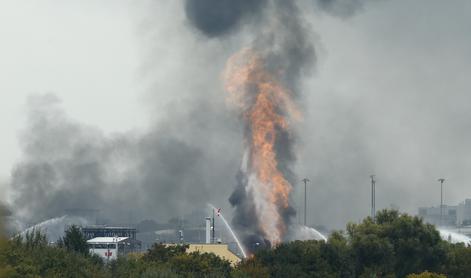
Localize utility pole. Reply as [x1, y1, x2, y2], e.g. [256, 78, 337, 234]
[212, 208, 215, 243]
[370, 175, 376, 220]
[302, 178, 310, 226]
[438, 178, 445, 226]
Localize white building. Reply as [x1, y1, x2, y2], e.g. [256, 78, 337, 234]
[457, 199, 471, 226]
[418, 205, 457, 227]
[87, 237, 138, 261]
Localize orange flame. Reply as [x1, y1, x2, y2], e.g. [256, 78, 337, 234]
[224, 49, 299, 246]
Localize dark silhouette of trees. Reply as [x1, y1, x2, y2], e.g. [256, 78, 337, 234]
[57, 225, 89, 256]
[1, 210, 471, 277]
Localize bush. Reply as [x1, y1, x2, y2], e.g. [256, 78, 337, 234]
[2, 210, 471, 277]
[57, 225, 89, 256]
[0, 230, 107, 277]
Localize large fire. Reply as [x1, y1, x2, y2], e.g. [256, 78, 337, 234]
[224, 49, 299, 246]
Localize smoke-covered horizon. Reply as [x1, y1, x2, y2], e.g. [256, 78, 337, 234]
[3, 0, 471, 235]
[6, 93, 236, 226]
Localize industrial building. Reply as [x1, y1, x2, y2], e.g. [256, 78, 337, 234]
[418, 198, 471, 227]
[457, 199, 471, 226]
[82, 225, 137, 240]
[418, 205, 457, 227]
[83, 225, 142, 261]
[87, 237, 140, 261]
[166, 243, 242, 266]
[81, 212, 243, 263]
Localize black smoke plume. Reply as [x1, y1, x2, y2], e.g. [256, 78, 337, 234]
[314, 0, 379, 18]
[184, 0, 267, 37]
[185, 0, 315, 250]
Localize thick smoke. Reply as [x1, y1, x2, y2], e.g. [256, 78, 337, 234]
[236, 1, 314, 248]
[5, 0, 396, 242]
[9, 93, 241, 229]
[185, 0, 316, 249]
[184, 0, 267, 37]
[314, 0, 376, 17]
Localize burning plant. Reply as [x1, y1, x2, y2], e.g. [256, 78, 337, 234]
[224, 49, 300, 246]
[220, 1, 315, 251]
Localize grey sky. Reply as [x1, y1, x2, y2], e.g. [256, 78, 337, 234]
[1, 0, 471, 229]
[0, 1, 145, 181]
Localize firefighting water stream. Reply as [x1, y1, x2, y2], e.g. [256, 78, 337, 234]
[208, 204, 247, 258]
[16, 216, 89, 242]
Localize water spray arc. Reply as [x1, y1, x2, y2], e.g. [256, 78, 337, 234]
[208, 204, 247, 259]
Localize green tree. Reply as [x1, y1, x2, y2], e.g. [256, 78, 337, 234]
[169, 252, 232, 277]
[347, 210, 447, 277]
[253, 240, 342, 277]
[0, 210, 18, 277]
[1, 230, 107, 277]
[442, 242, 471, 277]
[57, 225, 89, 256]
[143, 243, 188, 263]
[232, 258, 270, 278]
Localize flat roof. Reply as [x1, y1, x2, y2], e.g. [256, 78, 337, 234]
[166, 244, 242, 265]
[87, 237, 129, 243]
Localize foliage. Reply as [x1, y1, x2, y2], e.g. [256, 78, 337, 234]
[237, 209, 470, 277]
[0, 213, 16, 277]
[231, 258, 270, 278]
[2, 210, 471, 277]
[0, 230, 107, 277]
[346, 210, 447, 277]
[143, 243, 188, 263]
[442, 242, 471, 278]
[107, 243, 232, 277]
[57, 225, 89, 256]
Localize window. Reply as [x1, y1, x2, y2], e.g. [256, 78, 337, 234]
[89, 244, 117, 249]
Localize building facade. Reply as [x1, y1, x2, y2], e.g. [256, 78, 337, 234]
[418, 205, 457, 227]
[82, 226, 137, 240]
[87, 237, 140, 261]
[457, 199, 471, 226]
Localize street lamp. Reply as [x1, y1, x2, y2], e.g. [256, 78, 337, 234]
[370, 175, 376, 219]
[438, 178, 445, 226]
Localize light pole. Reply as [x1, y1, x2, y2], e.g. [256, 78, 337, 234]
[302, 178, 310, 226]
[438, 178, 445, 226]
[212, 208, 215, 243]
[370, 175, 376, 219]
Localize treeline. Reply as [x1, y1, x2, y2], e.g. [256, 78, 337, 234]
[1, 210, 471, 277]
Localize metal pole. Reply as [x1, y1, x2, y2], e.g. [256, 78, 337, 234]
[212, 208, 215, 244]
[302, 178, 310, 226]
[304, 181, 307, 226]
[438, 178, 445, 226]
[370, 175, 376, 219]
